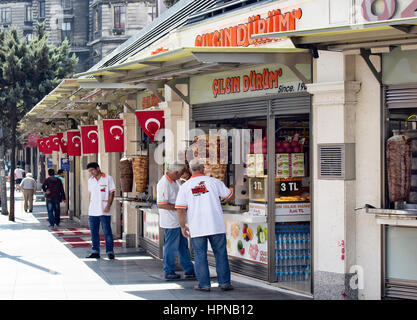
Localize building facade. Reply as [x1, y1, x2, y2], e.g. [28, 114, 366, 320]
[88, 0, 157, 66]
[0, 0, 156, 72]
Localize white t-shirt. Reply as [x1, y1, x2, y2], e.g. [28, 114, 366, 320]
[175, 174, 233, 238]
[88, 173, 116, 216]
[157, 174, 181, 229]
[15, 168, 24, 179]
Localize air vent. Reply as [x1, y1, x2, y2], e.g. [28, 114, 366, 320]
[318, 144, 355, 180]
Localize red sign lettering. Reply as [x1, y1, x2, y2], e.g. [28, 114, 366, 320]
[195, 8, 302, 47]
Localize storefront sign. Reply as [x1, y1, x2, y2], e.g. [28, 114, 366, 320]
[191, 63, 310, 104]
[138, 90, 164, 109]
[361, 0, 417, 21]
[61, 158, 70, 171]
[195, 8, 302, 47]
[249, 202, 311, 216]
[47, 158, 53, 169]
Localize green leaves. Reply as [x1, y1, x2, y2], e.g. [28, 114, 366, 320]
[0, 23, 77, 129]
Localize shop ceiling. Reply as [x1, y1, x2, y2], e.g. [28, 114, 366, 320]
[20, 47, 311, 134]
[75, 46, 311, 103]
[76, 47, 310, 81]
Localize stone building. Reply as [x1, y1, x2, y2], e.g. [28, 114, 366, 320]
[0, 0, 156, 72]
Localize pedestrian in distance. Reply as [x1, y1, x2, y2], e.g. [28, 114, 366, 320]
[19, 172, 37, 213]
[85, 162, 116, 260]
[157, 160, 195, 280]
[14, 165, 25, 192]
[42, 168, 66, 228]
[175, 158, 234, 292]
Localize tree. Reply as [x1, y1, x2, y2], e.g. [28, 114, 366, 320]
[0, 23, 78, 221]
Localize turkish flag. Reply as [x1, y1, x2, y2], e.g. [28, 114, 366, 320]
[67, 130, 82, 156]
[44, 137, 52, 154]
[37, 138, 45, 154]
[103, 119, 124, 153]
[56, 132, 68, 154]
[80, 125, 99, 154]
[50, 134, 60, 152]
[135, 110, 164, 142]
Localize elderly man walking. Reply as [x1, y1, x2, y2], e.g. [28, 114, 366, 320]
[175, 159, 234, 291]
[19, 172, 37, 213]
[157, 161, 195, 280]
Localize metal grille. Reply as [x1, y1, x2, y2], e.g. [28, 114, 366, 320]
[318, 145, 344, 179]
[385, 85, 417, 109]
[385, 279, 417, 300]
[191, 97, 268, 121]
[271, 94, 311, 115]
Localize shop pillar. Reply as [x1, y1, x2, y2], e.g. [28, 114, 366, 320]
[308, 53, 361, 300]
[120, 112, 139, 248]
[98, 119, 122, 238]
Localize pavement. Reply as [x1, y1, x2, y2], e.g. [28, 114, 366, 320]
[0, 185, 310, 300]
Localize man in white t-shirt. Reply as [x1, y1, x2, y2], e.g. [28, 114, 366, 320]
[157, 161, 195, 280]
[86, 162, 116, 260]
[14, 166, 25, 192]
[175, 159, 234, 292]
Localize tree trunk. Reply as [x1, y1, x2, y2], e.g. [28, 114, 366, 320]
[9, 117, 16, 222]
[0, 142, 8, 215]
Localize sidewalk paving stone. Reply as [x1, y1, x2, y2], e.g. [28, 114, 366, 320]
[0, 185, 310, 301]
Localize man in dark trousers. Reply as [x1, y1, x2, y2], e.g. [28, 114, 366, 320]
[42, 169, 66, 228]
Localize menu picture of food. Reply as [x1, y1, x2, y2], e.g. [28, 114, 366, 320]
[255, 154, 264, 177]
[276, 154, 290, 178]
[291, 153, 305, 177]
[246, 154, 256, 177]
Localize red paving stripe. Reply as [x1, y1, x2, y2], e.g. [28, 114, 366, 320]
[61, 235, 124, 248]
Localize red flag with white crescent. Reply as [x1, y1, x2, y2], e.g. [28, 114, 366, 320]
[67, 130, 82, 156]
[56, 132, 68, 154]
[135, 110, 164, 142]
[102, 119, 124, 153]
[37, 138, 45, 154]
[43, 137, 52, 154]
[50, 134, 60, 152]
[80, 125, 99, 154]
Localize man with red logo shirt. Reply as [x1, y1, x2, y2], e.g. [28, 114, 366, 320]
[175, 159, 233, 292]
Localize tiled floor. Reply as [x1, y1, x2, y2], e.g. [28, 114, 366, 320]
[0, 188, 310, 300]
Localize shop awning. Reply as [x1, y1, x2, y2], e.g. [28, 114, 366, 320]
[252, 17, 417, 51]
[75, 47, 311, 84]
[19, 77, 142, 134]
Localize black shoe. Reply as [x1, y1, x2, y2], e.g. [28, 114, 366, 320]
[165, 272, 181, 280]
[85, 253, 100, 259]
[220, 284, 234, 291]
[194, 285, 210, 292]
[107, 253, 115, 260]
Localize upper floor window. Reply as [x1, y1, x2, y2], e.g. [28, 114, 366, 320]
[61, 0, 71, 9]
[94, 9, 99, 33]
[0, 8, 11, 24]
[39, 1, 45, 19]
[61, 21, 72, 42]
[114, 6, 125, 29]
[25, 5, 33, 22]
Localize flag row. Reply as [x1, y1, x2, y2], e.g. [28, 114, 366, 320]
[35, 111, 165, 156]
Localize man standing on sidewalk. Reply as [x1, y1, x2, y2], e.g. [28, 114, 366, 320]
[157, 161, 195, 280]
[14, 165, 25, 192]
[175, 159, 234, 292]
[42, 169, 66, 228]
[86, 162, 116, 260]
[19, 173, 37, 213]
